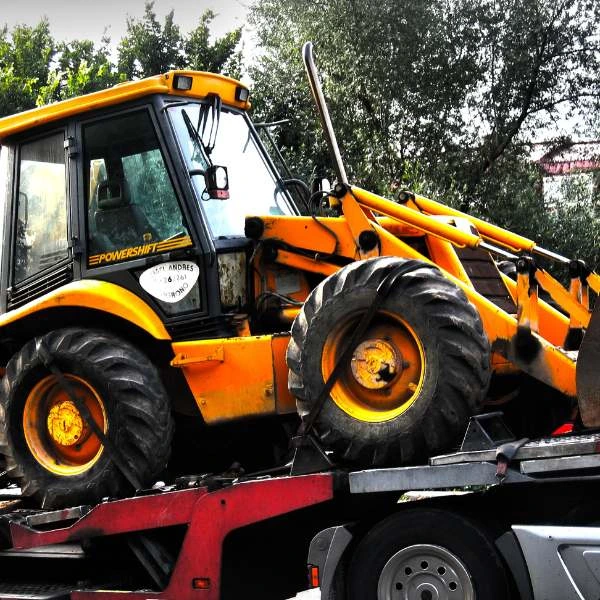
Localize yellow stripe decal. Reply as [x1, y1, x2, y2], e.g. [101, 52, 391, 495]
[88, 236, 192, 267]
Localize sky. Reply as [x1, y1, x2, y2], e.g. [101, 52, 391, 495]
[0, 0, 249, 46]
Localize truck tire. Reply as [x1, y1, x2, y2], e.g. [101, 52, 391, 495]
[347, 509, 510, 599]
[287, 257, 490, 466]
[0, 328, 173, 508]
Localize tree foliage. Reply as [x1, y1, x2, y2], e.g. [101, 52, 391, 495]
[184, 9, 242, 77]
[0, 20, 53, 114]
[0, 3, 242, 118]
[250, 0, 600, 264]
[251, 0, 488, 191]
[117, 2, 184, 79]
[464, 0, 600, 197]
[118, 2, 242, 79]
[37, 38, 120, 105]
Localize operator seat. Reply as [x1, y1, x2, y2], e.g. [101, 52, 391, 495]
[93, 178, 157, 251]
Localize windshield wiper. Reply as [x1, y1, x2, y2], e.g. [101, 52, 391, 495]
[198, 94, 222, 155]
[182, 109, 210, 172]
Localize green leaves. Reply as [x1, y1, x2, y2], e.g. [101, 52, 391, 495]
[250, 0, 600, 264]
[117, 2, 242, 79]
[250, 0, 487, 192]
[0, 2, 242, 117]
[117, 2, 183, 79]
[0, 20, 53, 114]
[37, 39, 120, 105]
[184, 9, 242, 77]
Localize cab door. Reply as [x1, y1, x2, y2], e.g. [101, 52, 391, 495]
[78, 106, 213, 338]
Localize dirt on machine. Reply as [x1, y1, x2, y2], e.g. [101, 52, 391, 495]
[0, 42, 597, 509]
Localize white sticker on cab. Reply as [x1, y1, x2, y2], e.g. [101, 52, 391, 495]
[139, 261, 200, 304]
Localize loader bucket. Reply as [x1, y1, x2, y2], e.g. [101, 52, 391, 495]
[576, 298, 600, 427]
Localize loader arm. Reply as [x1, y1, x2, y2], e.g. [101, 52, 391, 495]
[250, 195, 578, 398]
[254, 41, 600, 422]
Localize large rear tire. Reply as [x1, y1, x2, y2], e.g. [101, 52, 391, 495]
[287, 257, 490, 466]
[347, 509, 510, 599]
[0, 328, 173, 508]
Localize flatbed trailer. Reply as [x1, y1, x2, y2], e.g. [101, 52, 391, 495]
[0, 472, 337, 600]
[2, 414, 600, 599]
[307, 415, 600, 600]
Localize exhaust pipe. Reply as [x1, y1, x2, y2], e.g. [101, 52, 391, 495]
[302, 42, 348, 185]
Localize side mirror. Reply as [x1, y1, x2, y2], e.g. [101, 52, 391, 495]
[204, 165, 229, 200]
[320, 178, 331, 194]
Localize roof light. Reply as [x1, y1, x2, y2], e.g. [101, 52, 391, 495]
[173, 74, 193, 91]
[235, 86, 250, 102]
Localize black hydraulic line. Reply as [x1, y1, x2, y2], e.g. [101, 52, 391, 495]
[36, 340, 143, 491]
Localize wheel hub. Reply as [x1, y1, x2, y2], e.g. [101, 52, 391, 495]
[24, 374, 107, 476]
[351, 338, 401, 390]
[377, 544, 474, 600]
[47, 400, 86, 446]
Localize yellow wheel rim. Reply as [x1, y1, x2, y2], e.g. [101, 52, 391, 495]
[321, 312, 426, 423]
[23, 374, 107, 476]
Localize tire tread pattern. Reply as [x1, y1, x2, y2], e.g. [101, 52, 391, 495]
[0, 328, 173, 508]
[287, 257, 491, 466]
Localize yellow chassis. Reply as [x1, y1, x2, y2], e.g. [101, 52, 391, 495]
[246, 185, 599, 411]
[3, 184, 596, 426]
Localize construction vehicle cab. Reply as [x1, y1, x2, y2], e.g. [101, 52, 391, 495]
[0, 44, 599, 509]
[0, 70, 307, 507]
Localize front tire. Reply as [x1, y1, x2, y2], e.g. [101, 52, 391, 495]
[0, 328, 173, 508]
[348, 509, 510, 599]
[287, 257, 490, 466]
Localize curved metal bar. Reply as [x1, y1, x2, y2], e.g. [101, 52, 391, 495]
[302, 42, 348, 184]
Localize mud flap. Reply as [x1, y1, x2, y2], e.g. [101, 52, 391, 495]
[576, 298, 600, 426]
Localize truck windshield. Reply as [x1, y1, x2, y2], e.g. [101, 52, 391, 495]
[168, 103, 295, 239]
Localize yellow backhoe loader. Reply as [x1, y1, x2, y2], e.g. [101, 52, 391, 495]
[0, 43, 597, 508]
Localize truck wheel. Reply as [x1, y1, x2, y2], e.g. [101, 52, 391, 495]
[0, 328, 173, 508]
[287, 257, 490, 465]
[347, 509, 510, 599]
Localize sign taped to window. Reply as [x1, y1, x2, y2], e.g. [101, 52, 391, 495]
[139, 260, 200, 303]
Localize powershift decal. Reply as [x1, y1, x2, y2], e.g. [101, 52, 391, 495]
[88, 236, 192, 267]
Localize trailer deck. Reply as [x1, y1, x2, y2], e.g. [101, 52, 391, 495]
[2, 414, 600, 599]
[0, 474, 334, 600]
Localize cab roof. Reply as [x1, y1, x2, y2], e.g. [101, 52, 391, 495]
[0, 70, 250, 142]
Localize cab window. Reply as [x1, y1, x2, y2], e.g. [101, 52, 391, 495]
[14, 132, 68, 283]
[83, 109, 190, 266]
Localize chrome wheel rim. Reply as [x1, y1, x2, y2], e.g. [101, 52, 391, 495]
[377, 543, 474, 600]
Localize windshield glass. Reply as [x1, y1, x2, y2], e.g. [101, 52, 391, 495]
[169, 103, 295, 238]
